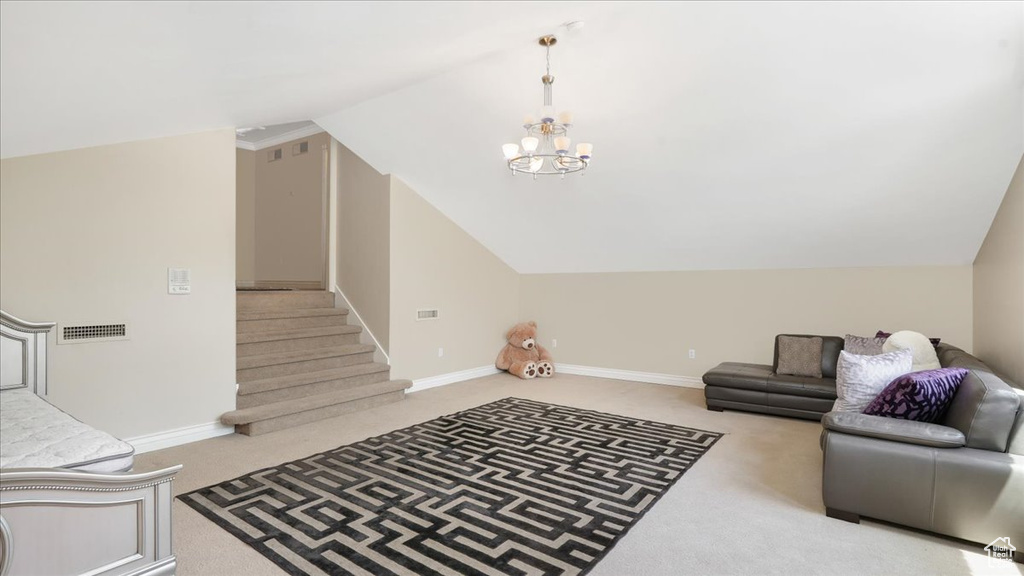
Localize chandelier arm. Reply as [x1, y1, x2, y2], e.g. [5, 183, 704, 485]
[507, 153, 588, 175]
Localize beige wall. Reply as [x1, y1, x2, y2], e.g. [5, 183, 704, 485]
[520, 266, 973, 378]
[389, 177, 520, 381]
[974, 156, 1024, 385]
[0, 129, 237, 439]
[337, 144, 390, 351]
[236, 148, 256, 284]
[253, 132, 329, 283]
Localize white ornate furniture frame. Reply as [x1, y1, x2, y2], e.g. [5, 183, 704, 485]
[0, 311, 182, 576]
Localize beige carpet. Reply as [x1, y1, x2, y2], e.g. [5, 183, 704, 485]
[136, 373, 1023, 576]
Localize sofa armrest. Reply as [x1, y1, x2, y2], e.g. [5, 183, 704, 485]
[822, 411, 966, 448]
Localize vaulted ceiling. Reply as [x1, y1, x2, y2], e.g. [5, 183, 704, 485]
[3, 2, 1021, 273]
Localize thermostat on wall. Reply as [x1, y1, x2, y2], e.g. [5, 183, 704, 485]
[168, 268, 191, 295]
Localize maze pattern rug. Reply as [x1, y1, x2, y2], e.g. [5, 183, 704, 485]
[179, 397, 722, 576]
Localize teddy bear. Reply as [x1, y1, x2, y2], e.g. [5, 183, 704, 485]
[495, 321, 554, 379]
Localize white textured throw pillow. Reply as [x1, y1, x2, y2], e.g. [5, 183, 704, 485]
[882, 330, 941, 371]
[833, 349, 913, 413]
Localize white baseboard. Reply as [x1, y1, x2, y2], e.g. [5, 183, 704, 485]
[409, 365, 500, 393]
[556, 364, 705, 389]
[126, 421, 235, 454]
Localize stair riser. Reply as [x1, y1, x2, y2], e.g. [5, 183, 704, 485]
[237, 372, 391, 409]
[236, 390, 406, 436]
[237, 292, 335, 311]
[236, 352, 375, 381]
[237, 314, 348, 333]
[237, 333, 361, 356]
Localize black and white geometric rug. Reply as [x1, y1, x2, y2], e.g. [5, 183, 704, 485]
[179, 397, 722, 576]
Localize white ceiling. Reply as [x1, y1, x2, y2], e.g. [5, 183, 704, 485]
[3, 2, 1022, 273]
[320, 2, 1024, 273]
[0, 1, 611, 158]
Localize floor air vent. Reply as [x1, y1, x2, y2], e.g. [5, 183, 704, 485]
[58, 323, 129, 344]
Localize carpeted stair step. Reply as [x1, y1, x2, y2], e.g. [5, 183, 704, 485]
[222, 380, 412, 436]
[236, 344, 375, 382]
[236, 290, 335, 312]
[237, 325, 362, 356]
[236, 363, 391, 409]
[237, 307, 349, 333]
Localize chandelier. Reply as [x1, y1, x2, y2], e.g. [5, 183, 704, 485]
[502, 35, 593, 179]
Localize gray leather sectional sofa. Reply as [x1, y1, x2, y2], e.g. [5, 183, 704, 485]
[822, 343, 1022, 561]
[704, 335, 1023, 561]
[702, 334, 842, 420]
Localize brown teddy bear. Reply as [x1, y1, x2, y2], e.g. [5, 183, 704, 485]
[496, 321, 554, 379]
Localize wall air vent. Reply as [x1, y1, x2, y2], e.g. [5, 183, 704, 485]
[268, 148, 283, 162]
[292, 141, 309, 156]
[416, 309, 440, 321]
[58, 323, 129, 345]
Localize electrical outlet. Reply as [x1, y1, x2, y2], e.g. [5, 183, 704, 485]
[688, 349, 696, 359]
[552, 339, 558, 348]
[438, 347, 444, 358]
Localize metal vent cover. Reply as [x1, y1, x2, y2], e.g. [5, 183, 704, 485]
[58, 323, 129, 344]
[416, 309, 440, 321]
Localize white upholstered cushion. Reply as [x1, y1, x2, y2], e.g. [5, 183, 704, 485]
[882, 330, 942, 372]
[0, 389, 134, 472]
[833, 349, 913, 413]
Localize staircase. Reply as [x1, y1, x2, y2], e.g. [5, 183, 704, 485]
[221, 290, 410, 436]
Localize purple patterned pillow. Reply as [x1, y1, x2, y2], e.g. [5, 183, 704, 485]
[862, 368, 968, 422]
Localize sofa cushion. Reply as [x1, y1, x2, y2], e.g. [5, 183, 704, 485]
[702, 362, 772, 392]
[940, 351, 1021, 452]
[773, 334, 845, 379]
[776, 335, 823, 378]
[823, 411, 966, 448]
[766, 373, 837, 399]
[883, 330, 942, 372]
[936, 343, 989, 372]
[862, 368, 967, 423]
[844, 334, 886, 356]
[877, 330, 941, 349]
[834, 349, 913, 413]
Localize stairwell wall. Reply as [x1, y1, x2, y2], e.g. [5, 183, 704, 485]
[254, 131, 331, 284]
[337, 144, 390, 353]
[388, 177, 520, 381]
[236, 148, 256, 285]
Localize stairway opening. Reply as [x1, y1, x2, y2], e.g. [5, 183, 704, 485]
[235, 121, 330, 290]
[223, 290, 409, 435]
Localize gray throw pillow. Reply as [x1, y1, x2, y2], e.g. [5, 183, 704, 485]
[833, 349, 913, 412]
[844, 334, 886, 356]
[777, 336, 823, 378]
